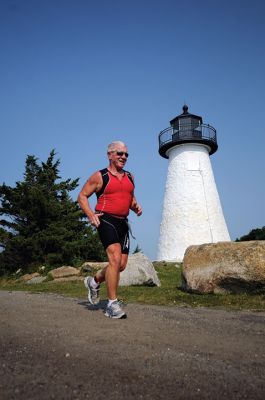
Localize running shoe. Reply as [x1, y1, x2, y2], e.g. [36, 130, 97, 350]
[84, 276, 100, 305]
[104, 300, 127, 319]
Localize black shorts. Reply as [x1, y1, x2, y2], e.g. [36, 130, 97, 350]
[97, 213, 130, 254]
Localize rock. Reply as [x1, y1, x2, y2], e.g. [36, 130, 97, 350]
[51, 276, 84, 282]
[49, 266, 80, 279]
[119, 253, 161, 286]
[81, 261, 108, 272]
[26, 276, 47, 284]
[182, 241, 265, 294]
[20, 272, 40, 282]
[81, 264, 92, 273]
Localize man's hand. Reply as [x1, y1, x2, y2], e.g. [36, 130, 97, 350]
[89, 212, 103, 227]
[133, 203, 142, 216]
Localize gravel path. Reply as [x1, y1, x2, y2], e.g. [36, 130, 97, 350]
[1, 290, 265, 399]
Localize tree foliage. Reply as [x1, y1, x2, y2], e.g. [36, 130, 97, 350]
[236, 226, 265, 241]
[0, 150, 105, 275]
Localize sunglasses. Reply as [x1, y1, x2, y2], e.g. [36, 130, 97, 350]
[115, 151, 129, 158]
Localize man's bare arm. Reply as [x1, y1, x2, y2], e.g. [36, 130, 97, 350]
[77, 171, 103, 227]
[130, 195, 142, 216]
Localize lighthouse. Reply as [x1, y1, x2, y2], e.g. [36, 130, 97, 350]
[157, 105, 230, 262]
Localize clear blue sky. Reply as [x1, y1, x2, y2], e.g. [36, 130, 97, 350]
[1, 0, 264, 260]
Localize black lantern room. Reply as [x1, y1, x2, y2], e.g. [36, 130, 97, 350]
[158, 105, 218, 159]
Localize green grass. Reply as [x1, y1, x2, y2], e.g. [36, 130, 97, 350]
[1, 263, 265, 311]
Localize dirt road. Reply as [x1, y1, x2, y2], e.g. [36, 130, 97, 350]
[1, 290, 265, 399]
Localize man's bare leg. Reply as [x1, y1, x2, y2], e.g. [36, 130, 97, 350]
[104, 243, 122, 300]
[102, 244, 128, 318]
[86, 245, 129, 317]
[95, 252, 128, 286]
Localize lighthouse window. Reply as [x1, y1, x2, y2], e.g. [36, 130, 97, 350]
[179, 117, 192, 127]
[179, 118, 192, 137]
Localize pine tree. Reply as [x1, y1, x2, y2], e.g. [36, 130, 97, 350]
[0, 150, 105, 275]
[236, 226, 265, 242]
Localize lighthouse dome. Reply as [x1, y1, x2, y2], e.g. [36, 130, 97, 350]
[170, 104, 202, 126]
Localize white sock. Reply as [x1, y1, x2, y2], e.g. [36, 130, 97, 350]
[90, 277, 100, 289]
[108, 298, 117, 307]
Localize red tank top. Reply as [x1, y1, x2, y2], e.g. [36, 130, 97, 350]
[95, 169, 134, 217]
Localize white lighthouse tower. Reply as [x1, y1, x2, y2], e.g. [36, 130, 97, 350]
[157, 105, 230, 262]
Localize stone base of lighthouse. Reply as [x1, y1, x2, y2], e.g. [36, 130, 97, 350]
[157, 144, 230, 262]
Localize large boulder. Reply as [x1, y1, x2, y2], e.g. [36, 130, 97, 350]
[182, 241, 265, 294]
[119, 253, 161, 286]
[20, 272, 41, 282]
[26, 276, 47, 284]
[49, 266, 80, 279]
[81, 261, 108, 273]
[51, 276, 84, 282]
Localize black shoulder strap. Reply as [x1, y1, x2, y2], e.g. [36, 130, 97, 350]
[125, 170, 135, 187]
[96, 168, 109, 198]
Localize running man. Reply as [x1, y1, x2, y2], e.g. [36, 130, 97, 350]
[78, 141, 142, 319]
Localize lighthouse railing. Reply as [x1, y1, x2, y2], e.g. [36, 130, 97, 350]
[158, 123, 217, 157]
[158, 123, 218, 156]
[159, 124, 216, 146]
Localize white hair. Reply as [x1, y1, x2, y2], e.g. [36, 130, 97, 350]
[107, 141, 127, 152]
